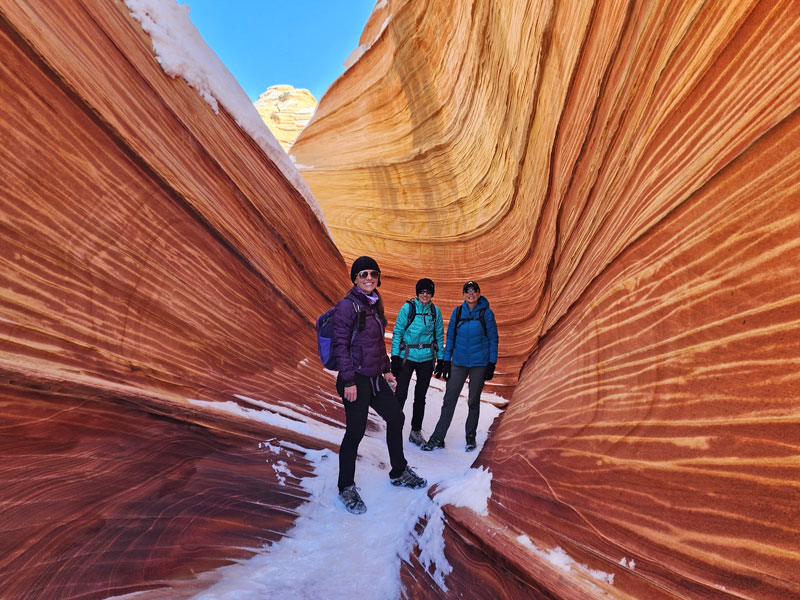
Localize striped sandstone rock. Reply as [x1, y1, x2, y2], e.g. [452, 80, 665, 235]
[291, 1, 800, 598]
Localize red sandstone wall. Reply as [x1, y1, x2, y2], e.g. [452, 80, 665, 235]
[1, 1, 347, 597]
[3, 0, 800, 598]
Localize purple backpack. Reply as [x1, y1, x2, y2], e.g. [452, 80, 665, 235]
[316, 301, 362, 369]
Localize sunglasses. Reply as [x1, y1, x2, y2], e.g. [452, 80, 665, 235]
[463, 287, 479, 294]
[357, 270, 380, 279]
[418, 289, 433, 295]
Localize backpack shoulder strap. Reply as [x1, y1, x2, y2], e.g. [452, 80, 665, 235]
[452, 305, 488, 345]
[478, 307, 488, 337]
[429, 302, 440, 356]
[344, 295, 365, 332]
[404, 299, 416, 329]
[452, 304, 463, 347]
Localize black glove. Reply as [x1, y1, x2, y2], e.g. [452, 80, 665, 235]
[390, 355, 403, 377]
[484, 362, 495, 381]
[434, 359, 451, 381]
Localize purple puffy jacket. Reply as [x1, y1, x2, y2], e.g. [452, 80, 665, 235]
[333, 288, 390, 384]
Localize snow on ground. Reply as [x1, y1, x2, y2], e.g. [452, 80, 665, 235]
[190, 376, 502, 600]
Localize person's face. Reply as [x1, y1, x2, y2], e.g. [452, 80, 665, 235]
[355, 269, 380, 294]
[417, 289, 432, 305]
[463, 286, 479, 303]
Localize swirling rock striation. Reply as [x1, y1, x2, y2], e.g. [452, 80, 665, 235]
[292, 0, 800, 598]
[3, 0, 800, 598]
[1, 1, 347, 598]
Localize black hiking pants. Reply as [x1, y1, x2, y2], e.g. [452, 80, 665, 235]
[336, 373, 407, 492]
[394, 358, 435, 432]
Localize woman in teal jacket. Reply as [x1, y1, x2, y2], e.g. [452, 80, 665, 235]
[423, 280, 498, 452]
[391, 278, 444, 446]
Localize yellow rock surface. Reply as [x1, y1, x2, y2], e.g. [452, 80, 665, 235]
[254, 85, 317, 151]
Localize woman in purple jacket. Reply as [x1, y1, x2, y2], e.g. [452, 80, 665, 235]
[333, 256, 427, 514]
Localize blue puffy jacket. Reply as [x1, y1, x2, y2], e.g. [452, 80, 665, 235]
[443, 296, 498, 367]
[332, 288, 390, 384]
[391, 298, 444, 363]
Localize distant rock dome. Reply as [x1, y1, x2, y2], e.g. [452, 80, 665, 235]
[254, 85, 317, 151]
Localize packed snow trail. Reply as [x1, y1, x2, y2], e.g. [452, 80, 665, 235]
[192, 377, 502, 600]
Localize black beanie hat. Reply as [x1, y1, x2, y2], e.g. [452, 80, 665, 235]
[350, 256, 381, 285]
[416, 278, 435, 296]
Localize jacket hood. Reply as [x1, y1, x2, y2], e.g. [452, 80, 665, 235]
[462, 296, 490, 311]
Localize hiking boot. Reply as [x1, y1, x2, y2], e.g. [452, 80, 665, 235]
[421, 438, 445, 451]
[465, 436, 477, 452]
[391, 466, 427, 489]
[408, 430, 425, 446]
[339, 485, 367, 514]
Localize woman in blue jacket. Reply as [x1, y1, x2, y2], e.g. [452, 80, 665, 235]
[333, 256, 427, 514]
[422, 280, 498, 452]
[390, 278, 444, 446]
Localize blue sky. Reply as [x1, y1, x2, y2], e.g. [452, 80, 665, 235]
[184, 0, 378, 102]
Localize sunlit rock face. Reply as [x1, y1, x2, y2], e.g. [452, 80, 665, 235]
[292, 0, 800, 598]
[1, 2, 347, 598]
[254, 85, 317, 151]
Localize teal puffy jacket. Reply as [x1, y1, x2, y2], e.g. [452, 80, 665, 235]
[391, 298, 444, 363]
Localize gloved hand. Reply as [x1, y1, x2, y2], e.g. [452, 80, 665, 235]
[434, 359, 451, 381]
[390, 355, 403, 377]
[484, 362, 495, 381]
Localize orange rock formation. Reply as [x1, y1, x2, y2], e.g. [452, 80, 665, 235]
[293, 0, 800, 598]
[2, 0, 800, 599]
